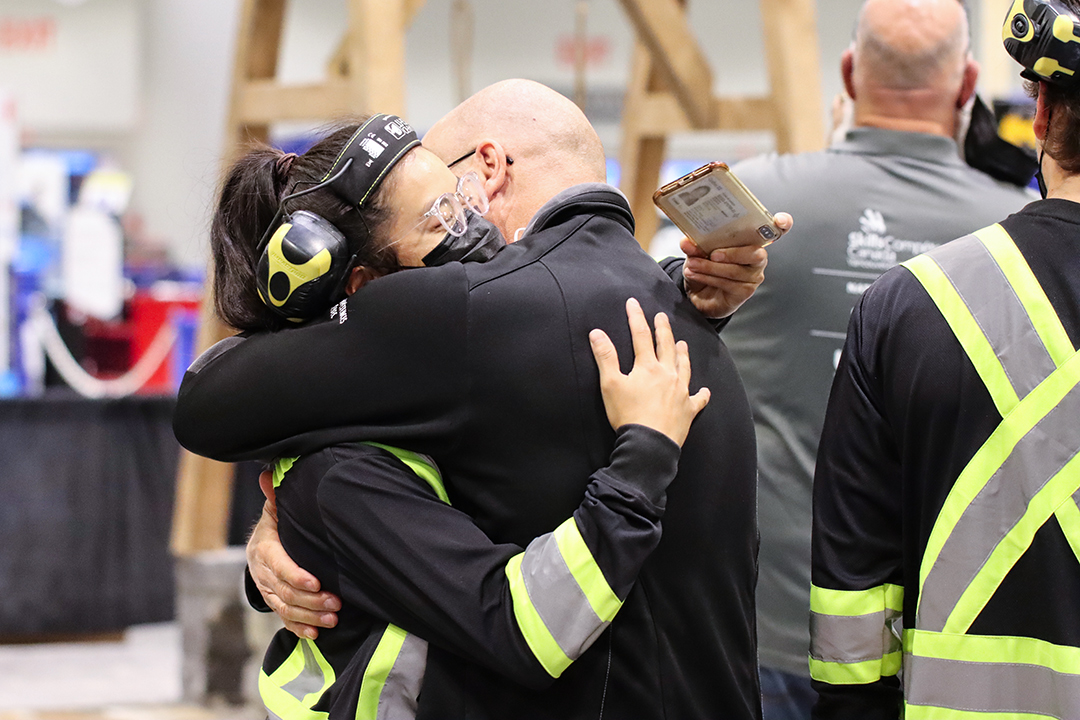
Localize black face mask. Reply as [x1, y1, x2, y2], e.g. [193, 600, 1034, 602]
[422, 209, 506, 266]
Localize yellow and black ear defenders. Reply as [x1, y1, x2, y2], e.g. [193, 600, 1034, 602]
[255, 114, 420, 323]
[1003, 0, 1080, 86]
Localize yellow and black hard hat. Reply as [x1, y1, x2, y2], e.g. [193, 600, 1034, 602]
[1003, 0, 1080, 86]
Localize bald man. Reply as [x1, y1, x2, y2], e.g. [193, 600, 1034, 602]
[176, 81, 768, 718]
[718, 1, 1033, 717]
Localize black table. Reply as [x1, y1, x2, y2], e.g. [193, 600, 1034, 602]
[0, 394, 264, 638]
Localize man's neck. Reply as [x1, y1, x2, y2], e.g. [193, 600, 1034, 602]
[854, 113, 950, 137]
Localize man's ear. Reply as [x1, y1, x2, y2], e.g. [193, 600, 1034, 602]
[344, 265, 382, 296]
[1034, 84, 1051, 142]
[841, 47, 857, 101]
[473, 139, 511, 201]
[956, 56, 979, 109]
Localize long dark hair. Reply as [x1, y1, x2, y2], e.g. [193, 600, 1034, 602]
[210, 118, 399, 332]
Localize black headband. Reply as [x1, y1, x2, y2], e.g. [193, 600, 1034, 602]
[322, 113, 421, 208]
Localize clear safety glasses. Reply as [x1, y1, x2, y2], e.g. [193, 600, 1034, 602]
[392, 171, 489, 250]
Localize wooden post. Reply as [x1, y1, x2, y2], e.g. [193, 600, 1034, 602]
[619, 43, 672, 249]
[615, 0, 824, 251]
[172, 0, 423, 556]
[759, 0, 824, 153]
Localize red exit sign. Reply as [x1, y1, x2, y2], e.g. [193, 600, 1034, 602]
[0, 16, 57, 52]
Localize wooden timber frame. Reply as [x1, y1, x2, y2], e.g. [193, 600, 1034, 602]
[617, 0, 825, 249]
[171, 0, 426, 556]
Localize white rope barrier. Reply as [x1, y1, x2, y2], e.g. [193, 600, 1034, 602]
[28, 296, 178, 399]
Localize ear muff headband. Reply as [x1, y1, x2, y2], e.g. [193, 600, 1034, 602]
[255, 114, 421, 322]
[321, 114, 422, 209]
[1003, 0, 1080, 86]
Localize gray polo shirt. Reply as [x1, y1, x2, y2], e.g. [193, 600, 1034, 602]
[725, 127, 1034, 676]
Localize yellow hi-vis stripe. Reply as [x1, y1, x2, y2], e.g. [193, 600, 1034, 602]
[905, 628, 1080, 676]
[976, 224, 1075, 367]
[552, 518, 622, 622]
[1056, 498, 1080, 565]
[363, 442, 449, 504]
[945, 448, 1080, 633]
[810, 584, 904, 616]
[907, 705, 1059, 719]
[355, 624, 409, 720]
[917, 348, 1080, 621]
[505, 552, 573, 678]
[903, 254, 1019, 417]
[809, 653, 902, 685]
[273, 457, 299, 488]
[259, 638, 335, 720]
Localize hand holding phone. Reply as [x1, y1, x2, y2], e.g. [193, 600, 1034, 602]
[653, 162, 785, 254]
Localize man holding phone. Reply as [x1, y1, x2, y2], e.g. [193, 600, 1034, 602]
[718, 1, 1034, 717]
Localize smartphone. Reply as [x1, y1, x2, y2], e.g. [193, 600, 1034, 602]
[652, 162, 781, 253]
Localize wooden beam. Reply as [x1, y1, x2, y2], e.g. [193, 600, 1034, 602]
[620, 42, 669, 250]
[238, 80, 356, 124]
[225, 0, 287, 153]
[345, 0, 408, 115]
[171, 453, 235, 556]
[616, 0, 716, 129]
[328, 0, 427, 79]
[759, 0, 824, 152]
[173, 0, 287, 556]
[635, 95, 777, 134]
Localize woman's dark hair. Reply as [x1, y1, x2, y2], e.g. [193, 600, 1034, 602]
[210, 117, 401, 332]
[1026, 0, 1080, 174]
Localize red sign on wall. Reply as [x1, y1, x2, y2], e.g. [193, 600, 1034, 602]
[0, 16, 57, 53]
[556, 35, 611, 68]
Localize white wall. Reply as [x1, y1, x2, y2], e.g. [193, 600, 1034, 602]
[0, 0, 140, 133]
[127, 0, 240, 269]
[9, 0, 1027, 270]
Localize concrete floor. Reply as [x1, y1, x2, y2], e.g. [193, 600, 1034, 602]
[0, 624, 263, 720]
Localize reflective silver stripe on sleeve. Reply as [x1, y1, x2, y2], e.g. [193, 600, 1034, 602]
[280, 640, 329, 702]
[928, 234, 1058, 399]
[917, 379, 1080, 631]
[810, 608, 902, 664]
[519, 534, 607, 660]
[905, 653, 1080, 718]
[518, 533, 613, 660]
[376, 633, 427, 720]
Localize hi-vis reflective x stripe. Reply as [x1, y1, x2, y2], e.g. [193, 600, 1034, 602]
[810, 224, 1080, 718]
[263, 446, 438, 720]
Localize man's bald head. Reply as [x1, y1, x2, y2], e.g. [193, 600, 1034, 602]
[425, 79, 607, 182]
[843, 0, 977, 136]
[855, 0, 969, 89]
[423, 80, 608, 239]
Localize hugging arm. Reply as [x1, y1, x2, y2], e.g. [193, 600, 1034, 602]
[252, 301, 708, 687]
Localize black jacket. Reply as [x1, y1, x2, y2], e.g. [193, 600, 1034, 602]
[176, 184, 761, 719]
[812, 199, 1080, 719]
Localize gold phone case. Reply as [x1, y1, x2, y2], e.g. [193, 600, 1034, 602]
[652, 162, 778, 253]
